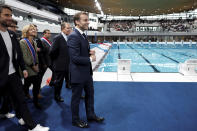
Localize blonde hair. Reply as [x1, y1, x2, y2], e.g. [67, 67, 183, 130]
[21, 24, 35, 38]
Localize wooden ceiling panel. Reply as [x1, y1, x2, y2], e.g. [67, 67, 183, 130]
[52, 0, 197, 16]
[52, 0, 100, 14]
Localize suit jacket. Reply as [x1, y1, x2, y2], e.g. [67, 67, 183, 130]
[40, 38, 51, 67]
[20, 39, 39, 77]
[67, 29, 92, 83]
[49, 33, 69, 71]
[0, 30, 26, 89]
[36, 37, 47, 67]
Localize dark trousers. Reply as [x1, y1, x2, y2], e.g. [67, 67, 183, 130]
[0, 94, 12, 114]
[38, 66, 47, 88]
[2, 73, 36, 129]
[48, 65, 55, 86]
[54, 70, 69, 97]
[0, 88, 24, 119]
[23, 75, 40, 104]
[71, 77, 95, 122]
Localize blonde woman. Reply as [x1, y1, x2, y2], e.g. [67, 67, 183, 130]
[20, 24, 41, 109]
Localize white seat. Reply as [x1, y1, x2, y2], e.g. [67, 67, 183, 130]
[178, 59, 197, 75]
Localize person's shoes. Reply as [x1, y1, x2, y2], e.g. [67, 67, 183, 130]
[54, 96, 64, 102]
[0, 112, 15, 119]
[37, 94, 43, 99]
[72, 120, 89, 128]
[28, 124, 49, 131]
[5, 112, 15, 119]
[34, 103, 42, 109]
[87, 116, 104, 123]
[18, 118, 25, 125]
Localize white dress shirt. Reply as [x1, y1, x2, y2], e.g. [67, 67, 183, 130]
[0, 30, 16, 74]
[61, 32, 68, 42]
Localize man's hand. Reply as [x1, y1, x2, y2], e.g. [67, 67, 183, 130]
[23, 70, 28, 78]
[90, 55, 96, 62]
[89, 50, 95, 55]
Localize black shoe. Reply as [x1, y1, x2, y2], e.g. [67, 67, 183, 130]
[34, 103, 42, 109]
[72, 120, 89, 128]
[54, 96, 64, 102]
[87, 116, 104, 123]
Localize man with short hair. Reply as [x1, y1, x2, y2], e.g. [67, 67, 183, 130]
[41, 29, 52, 68]
[67, 12, 104, 128]
[0, 5, 49, 131]
[40, 29, 56, 87]
[8, 19, 18, 32]
[1, 18, 18, 120]
[49, 22, 71, 102]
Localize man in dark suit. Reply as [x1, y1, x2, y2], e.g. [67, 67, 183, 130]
[40, 29, 55, 87]
[0, 5, 49, 131]
[41, 29, 52, 69]
[0, 18, 19, 119]
[49, 22, 71, 102]
[67, 12, 104, 128]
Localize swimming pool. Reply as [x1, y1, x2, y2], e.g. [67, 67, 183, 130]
[97, 42, 197, 72]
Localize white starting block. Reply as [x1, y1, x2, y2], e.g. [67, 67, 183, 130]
[178, 59, 197, 75]
[117, 59, 131, 75]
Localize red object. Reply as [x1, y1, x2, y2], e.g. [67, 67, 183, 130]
[46, 77, 51, 85]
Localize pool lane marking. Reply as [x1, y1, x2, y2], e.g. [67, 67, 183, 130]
[127, 44, 160, 72]
[163, 49, 195, 58]
[117, 44, 121, 59]
[138, 45, 179, 63]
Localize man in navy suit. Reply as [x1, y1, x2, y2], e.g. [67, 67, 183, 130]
[67, 12, 104, 128]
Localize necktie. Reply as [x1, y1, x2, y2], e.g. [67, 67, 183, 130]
[82, 33, 89, 50]
[82, 33, 87, 39]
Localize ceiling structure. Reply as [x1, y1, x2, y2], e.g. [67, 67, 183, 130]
[51, 0, 197, 16]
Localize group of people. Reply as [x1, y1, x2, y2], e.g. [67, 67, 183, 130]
[0, 5, 104, 131]
[107, 19, 197, 32]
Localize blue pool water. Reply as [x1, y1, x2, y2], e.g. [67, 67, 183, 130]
[97, 43, 197, 72]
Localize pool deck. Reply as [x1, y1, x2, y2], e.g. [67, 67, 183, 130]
[41, 69, 197, 88]
[93, 72, 197, 82]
